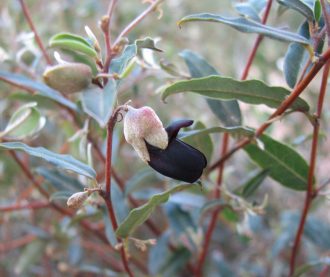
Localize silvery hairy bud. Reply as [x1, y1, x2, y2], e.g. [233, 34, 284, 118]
[43, 62, 92, 94]
[123, 105, 168, 163]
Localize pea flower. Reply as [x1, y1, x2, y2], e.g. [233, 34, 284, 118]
[123, 106, 206, 183]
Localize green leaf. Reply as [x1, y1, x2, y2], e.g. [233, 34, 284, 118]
[244, 135, 311, 190]
[284, 21, 310, 88]
[116, 183, 198, 238]
[0, 70, 78, 111]
[81, 78, 117, 128]
[0, 142, 96, 179]
[235, 2, 262, 22]
[293, 257, 330, 277]
[179, 49, 242, 126]
[180, 125, 255, 139]
[159, 247, 191, 277]
[178, 13, 311, 45]
[314, 0, 322, 22]
[49, 190, 73, 201]
[135, 37, 163, 52]
[277, 0, 315, 21]
[14, 240, 46, 275]
[198, 199, 226, 220]
[148, 232, 171, 275]
[161, 76, 309, 111]
[236, 169, 270, 198]
[35, 167, 84, 192]
[49, 33, 98, 58]
[109, 44, 137, 75]
[180, 121, 214, 162]
[0, 102, 46, 139]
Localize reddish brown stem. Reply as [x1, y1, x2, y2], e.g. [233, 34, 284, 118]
[102, 107, 134, 277]
[195, 3, 274, 274]
[194, 133, 229, 276]
[0, 201, 50, 212]
[102, 0, 118, 73]
[18, 0, 52, 65]
[209, 46, 330, 173]
[240, 0, 273, 80]
[0, 234, 37, 253]
[288, 61, 330, 276]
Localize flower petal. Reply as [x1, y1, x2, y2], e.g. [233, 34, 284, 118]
[146, 138, 207, 183]
[165, 119, 194, 141]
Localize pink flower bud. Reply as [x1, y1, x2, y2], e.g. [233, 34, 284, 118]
[123, 106, 168, 162]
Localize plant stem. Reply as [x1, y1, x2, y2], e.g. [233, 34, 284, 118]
[102, 0, 118, 73]
[113, 0, 164, 47]
[208, 46, 330, 173]
[240, 0, 273, 80]
[0, 234, 37, 253]
[0, 201, 50, 212]
[194, 133, 229, 277]
[18, 0, 52, 65]
[289, 60, 330, 276]
[101, 105, 134, 277]
[195, 3, 273, 274]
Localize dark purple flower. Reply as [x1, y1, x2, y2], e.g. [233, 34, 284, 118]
[146, 119, 207, 183]
[123, 106, 207, 183]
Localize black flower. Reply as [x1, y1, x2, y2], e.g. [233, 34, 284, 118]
[146, 119, 207, 183]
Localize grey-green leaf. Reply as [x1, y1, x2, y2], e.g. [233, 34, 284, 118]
[180, 121, 214, 162]
[135, 37, 163, 52]
[277, 0, 315, 21]
[0, 102, 46, 140]
[244, 135, 311, 190]
[49, 33, 98, 58]
[81, 78, 117, 128]
[235, 2, 262, 22]
[284, 21, 310, 88]
[116, 183, 198, 238]
[179, 49, 242, 126]
[178, 13, 311, 45]
[161, 76, 309, 111]
[109, 44, 137, 75]
[0, 71, 78, 111]
[0, 142, 96, 179]
[236, 169, 270, 198]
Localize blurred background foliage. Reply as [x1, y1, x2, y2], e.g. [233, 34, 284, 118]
[0, 0, 330, 276]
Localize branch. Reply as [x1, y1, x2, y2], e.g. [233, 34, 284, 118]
[208, 46, 330, 173]
[289, 59, 330, 276]
[113, 0, 164, 47]
[100, 104, 134, 277]
[18, 0, 52, 65]
[0, 201, 50, 212]
[195, 2, 274, 275]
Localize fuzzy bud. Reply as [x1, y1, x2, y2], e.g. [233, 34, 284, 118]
[67, 191, 89, 209]
[43, 62, 92, 93]
[124, 106, 168, 162]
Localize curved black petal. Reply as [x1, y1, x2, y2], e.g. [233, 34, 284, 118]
[146, 138, 207, 183]
[165, 119, 194, 142]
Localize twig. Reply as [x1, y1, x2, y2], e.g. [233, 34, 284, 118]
[194, 133, 229, 276]
[100, 104, 134, 277]
[113, 0, 164, 47]
[18, 0, 52, 65]
[240, 0, 273, 80]
[0, 201, 50, 212]
[194, 2, 273, 275]
[208, 46, 330, 173]
[101, 0, 118, 73]
[0, 234, 37, 253]
[288, 59, 330, 276]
